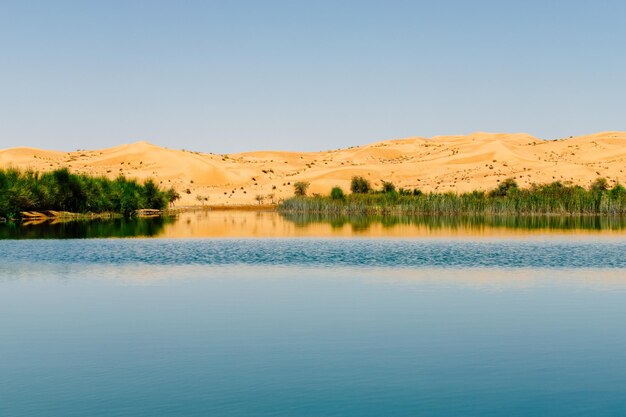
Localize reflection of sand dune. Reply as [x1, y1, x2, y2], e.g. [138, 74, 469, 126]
[156, 211, 626, 239]
[2, 131, 626, 206]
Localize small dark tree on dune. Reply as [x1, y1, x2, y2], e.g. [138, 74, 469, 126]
[350, 176, 371, 194]
[293, 181, 310, 196]
[196, 194, 209, 206]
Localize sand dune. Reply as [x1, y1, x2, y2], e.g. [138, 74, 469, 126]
[1, 132, 625, 206]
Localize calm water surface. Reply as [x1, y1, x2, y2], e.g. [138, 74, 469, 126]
[3, 210, 626, 238]
[2, 213, 626, 416]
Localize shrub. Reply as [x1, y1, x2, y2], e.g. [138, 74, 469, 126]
[382, 181, 396, 194]
[144, 179, 168, 209]
[165, 188, 180, 206]
[293, 181, 310, 196]
[330, 186, 345, 200]
[350, 176, 371, 194]
[196, 194, 209, 205]
[488, 178, 518, 197]
[591, 178, 609, 192]
[610, 183, 626, 198]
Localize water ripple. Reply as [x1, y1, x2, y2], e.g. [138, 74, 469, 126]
[1, 239, 625, 269]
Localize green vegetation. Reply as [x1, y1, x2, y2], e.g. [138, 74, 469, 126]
[488, 177, 518, 197]
[330, 186, 345, 201]
[293, 181, 310, 196]
[280, 177, 626, 215]
[381, 181, 396, 194]
[0, 168, 178, 219]
[350, 176, 371, 194]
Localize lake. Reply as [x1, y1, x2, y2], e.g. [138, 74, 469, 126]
[4, 209, 626, 239]
[1, 211, 626, 416]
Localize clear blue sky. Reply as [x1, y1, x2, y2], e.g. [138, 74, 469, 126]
[1, 0, 624, 152]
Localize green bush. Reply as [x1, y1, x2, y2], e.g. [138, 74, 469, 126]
[488, 178, 518, 197]
[0, 168, 173, 219]
[591, 177, 609, 192]
[293, 181, 310, 196]
[330, 186, 345, 200]
[350, 176, 371, 194]
[382, 181, 396, 194]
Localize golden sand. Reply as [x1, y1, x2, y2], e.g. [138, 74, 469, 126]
[2, 131, 625, 206]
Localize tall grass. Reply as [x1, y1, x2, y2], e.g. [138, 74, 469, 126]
[0, 168, 175, 219]
[280, 179, 626, 215]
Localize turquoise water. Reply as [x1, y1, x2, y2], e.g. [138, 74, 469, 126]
[2, 238, 626, 416]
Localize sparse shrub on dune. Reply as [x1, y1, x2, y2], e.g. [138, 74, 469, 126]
[196, 195, 209, 205]
[293, 181, 310, 196]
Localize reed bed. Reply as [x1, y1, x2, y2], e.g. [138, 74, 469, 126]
[280, 180, 626, 216]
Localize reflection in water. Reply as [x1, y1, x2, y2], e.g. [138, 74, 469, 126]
[0, 217, 173, 239]
[282, 212, 626, 232]
[2, 210, 626, 239]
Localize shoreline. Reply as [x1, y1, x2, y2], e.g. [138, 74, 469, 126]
[8, 205, 278, 223]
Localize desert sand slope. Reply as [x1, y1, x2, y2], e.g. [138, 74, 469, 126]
[1, 132, 625, 206]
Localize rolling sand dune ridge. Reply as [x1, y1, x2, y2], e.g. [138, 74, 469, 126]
[2, 132, 625, 206]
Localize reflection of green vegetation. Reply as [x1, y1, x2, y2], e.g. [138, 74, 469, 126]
[280, 178, 626, 215]
[280, 212, 626, 232]
[0, 168, 178, 219]
[0, 217, 173, 239]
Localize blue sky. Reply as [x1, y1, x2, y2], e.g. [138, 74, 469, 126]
[1, 0, 624, 152]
